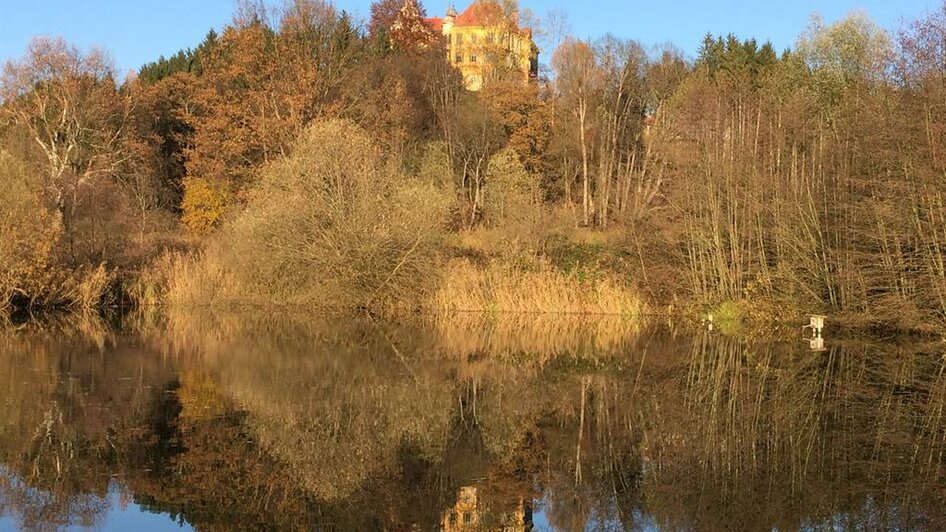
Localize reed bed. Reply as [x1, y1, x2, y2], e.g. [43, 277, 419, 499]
[430, 259, 645, 317]
[128, 250, 240, 308]
[429, 311, 642, 360]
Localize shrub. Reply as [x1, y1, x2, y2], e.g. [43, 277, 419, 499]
[0, 151, 64, 307]
[174, 119, 451, 309]
[415, 140, 453, 188]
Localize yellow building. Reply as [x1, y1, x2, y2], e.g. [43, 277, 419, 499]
[425, 2, 539, 91]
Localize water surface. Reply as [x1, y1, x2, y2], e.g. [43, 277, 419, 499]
[1, 312, 945, 531]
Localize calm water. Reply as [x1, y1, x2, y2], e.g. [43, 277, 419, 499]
[1, 312, 945, 531]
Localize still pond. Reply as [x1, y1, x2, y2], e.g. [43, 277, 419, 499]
[1, 312, 944, 530]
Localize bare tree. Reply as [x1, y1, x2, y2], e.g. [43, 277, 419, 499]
[553, 38, 602, 226]
[1, 37, 128, 236]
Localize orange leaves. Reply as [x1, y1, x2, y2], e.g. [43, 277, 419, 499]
[480, 81, 550, 174]
[180, 9, 359, 224]
[183, 25, 287, 192]
[389, 0, 439, 54]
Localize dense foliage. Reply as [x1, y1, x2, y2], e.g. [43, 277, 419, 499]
[1, 0, 945, 330]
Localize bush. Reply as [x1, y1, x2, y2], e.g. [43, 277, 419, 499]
[176, 119, 451, 309]
[415, 140, 453, 188]
[0, 151, 64, 307]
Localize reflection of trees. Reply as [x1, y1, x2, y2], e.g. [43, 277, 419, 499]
[0, 315, 175, 530]
[219, 334, 456, 501]
[159, 312, 456, 501]
[130, 406, 322, 530]
[3, 314, 946, 530]
[640, 334, 946, 530]
[146, 310, 646, 528]
[0, 470, 108, 532]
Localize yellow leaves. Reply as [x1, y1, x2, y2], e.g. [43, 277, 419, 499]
[0, 151, 63, 304]
[181, 177, 233, 235]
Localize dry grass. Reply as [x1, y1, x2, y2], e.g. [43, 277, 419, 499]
[129, 251, 240, 308]
[430, 258, 645, 317]
[62, 263, 114, 310]
[429, 311, 643, 360]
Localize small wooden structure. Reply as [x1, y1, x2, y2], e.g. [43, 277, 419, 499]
[809, 336, 826, 352]
[804, 314, 827, 352]
[809, 315, 826, 336]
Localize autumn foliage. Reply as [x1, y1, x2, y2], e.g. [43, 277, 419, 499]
[0, 152, 62, 306]
[198, 119, 451, 309]
[1, 0, 945, 331]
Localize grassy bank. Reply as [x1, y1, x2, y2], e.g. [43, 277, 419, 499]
[129, 250, 646, 317]
[430, 258, 643, 317]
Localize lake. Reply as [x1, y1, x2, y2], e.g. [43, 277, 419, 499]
[1, 311, 944, 531]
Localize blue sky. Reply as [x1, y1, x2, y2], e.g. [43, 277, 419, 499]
[0, 0, 940, 75]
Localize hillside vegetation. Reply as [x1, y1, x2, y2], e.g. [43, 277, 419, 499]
[2, 0, 945, 332]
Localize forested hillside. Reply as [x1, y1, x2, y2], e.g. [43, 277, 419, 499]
[2, 0, 945, 332]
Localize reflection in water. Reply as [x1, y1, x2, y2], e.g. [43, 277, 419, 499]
[441, 486, 529, 532]
[0, 311, 945, 530]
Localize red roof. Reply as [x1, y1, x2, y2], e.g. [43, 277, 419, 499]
[455, 2, 505, 27]
[425, 17, 443, 32]
[423, 3, 531, 35]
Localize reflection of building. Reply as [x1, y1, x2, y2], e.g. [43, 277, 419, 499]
[443, 486, 480, 530]
[441, 486, 530, 531]
[425, 2, 539, 91]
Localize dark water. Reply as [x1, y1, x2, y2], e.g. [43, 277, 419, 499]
[1, 312, 945, 531]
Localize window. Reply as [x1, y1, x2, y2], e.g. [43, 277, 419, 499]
[486, 33, 495, 44]
[457, 33, 464, 45]
[470, 54, 477, 63]
[463, 512, 472, 524]
[471, 33, 478, 44]
[455, 53, 463, 63]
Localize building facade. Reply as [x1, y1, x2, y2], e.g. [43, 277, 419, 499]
[424, 2, 539, 91]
